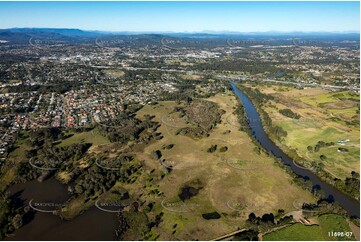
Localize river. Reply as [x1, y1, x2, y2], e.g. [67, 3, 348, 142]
[230, 82, 360, 217]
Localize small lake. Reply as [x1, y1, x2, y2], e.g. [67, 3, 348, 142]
[6, 178, 118, 241]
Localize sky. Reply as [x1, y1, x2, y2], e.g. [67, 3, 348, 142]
[0, 1, 359, 33]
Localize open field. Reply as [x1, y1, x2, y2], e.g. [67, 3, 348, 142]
[104, 69, 125, 78]
[8, 131, 30, 160]
[263, 223, 324, 241]
[264, 214, 355, 241]
[57, 127, 110, 148]
[135, 91, 316, 240]
[318, 214, 356, 241]
[253, 84, 360, 179]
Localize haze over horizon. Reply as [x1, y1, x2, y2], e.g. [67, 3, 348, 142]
[0, 1, 359, 33]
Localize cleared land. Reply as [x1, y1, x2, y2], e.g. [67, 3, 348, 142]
[104, 69, 125, 78]
[253, 84, 360, 179]
[135, 91, 315, 240]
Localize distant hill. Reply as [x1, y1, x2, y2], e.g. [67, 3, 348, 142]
[0, 28, 105, 44]
[0, 30, 31, 44]
[0, 28, 359, 46]
[7, 28, 103, 37]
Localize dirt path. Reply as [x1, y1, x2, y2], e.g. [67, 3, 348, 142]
[211, 228, 247, 241]
[348, 221, 360, 241]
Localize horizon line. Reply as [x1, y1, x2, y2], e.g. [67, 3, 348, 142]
[3, 27, 361, 34]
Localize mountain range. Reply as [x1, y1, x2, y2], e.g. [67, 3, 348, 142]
[0, 28, 359, 44]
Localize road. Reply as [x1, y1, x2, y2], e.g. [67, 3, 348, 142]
[93, 65, 360, 91]
[239, 78, 360, 91]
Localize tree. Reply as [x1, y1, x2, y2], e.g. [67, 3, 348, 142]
[152, 150, 162, 160]
[351, 171, 360, 179]
[261, 213, 275, 223]
[12, 214, 23, 229]
[207, 145, 217, 153]
[74, 184, 84, 194]
[248, 212, 257, 222]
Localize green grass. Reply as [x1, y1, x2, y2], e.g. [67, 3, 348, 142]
[274, 120, 359, 179]
[319, 214, 355, 241]
[312, 146, 360, 178]
[264, 224, 324, 241]
[264, 214, 356, 241]
[300, 94, 336, 106]
[57, 127, 109, 147]
[329, 107, 359, 119]
[8, 144, 28, 159]
[8, 130, 30, 160]
[236, 160, 246, 166]
[275, 121, 342, 151]
[300, 91, 359, 107]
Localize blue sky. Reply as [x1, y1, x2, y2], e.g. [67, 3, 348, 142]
[0, 1, 359, 32]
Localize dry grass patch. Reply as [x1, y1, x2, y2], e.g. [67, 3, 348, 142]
[135, 92, 315, 240]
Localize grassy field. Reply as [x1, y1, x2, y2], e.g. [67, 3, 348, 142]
[263, 224, 324, 241]
[8, 131, 30, 160]
[1, 131, 30, 191]
[135, 91, 315, 240]
[57, 127, 109, 148]
[104, 69, 125, 78]
[264, 214, 355, 241]
[318, 214, 356, 241]
[254, 85, 360, 179]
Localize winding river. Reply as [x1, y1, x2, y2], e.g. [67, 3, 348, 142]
[230, 82, 360, 217]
